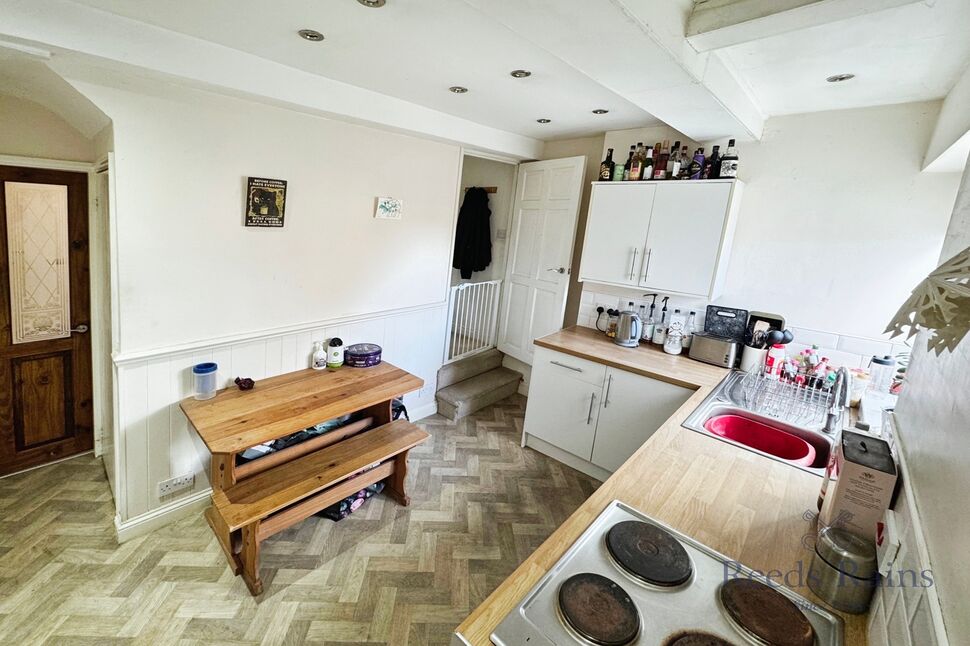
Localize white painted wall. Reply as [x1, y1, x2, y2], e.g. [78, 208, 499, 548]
[923, 62, 970, 172]
[64, 81, 460, 530]
[75, 82, 461, 354]
[592, 102, 961, 342]
[0, 93, 95, 161]
[890, 155, 970, 641]
[452, 156, 516, 285]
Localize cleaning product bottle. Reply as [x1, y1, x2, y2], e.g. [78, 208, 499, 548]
[311, 342, 327, 370]
[664, 309, 685, 355]
[651, 296, 669, 345]
[682, 310, 697, 349]
[327, 337, 345, 369]
[642, 294, 657, 341]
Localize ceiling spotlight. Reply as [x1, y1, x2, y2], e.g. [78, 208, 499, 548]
[536, 118, 551, 124]
[510, 70, 532, 78]
[826, 73, 855, 83]
[298, 29, 325, 41]
[357, 0, 386, 6]
[592, 108, 609, 114]
[449, 86, 468, 94]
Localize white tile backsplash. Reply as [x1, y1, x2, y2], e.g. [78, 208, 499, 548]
[837, 335, 894, 360]
[576, 284, 902, 372]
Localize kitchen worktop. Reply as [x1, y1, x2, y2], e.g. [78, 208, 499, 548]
[455, 326, 866, 645]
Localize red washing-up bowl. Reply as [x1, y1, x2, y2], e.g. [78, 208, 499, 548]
[703, 414, 817, 466]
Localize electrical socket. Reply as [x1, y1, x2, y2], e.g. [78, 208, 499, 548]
[158, 473, 195, 497]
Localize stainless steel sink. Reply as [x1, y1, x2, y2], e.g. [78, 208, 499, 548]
[683, 371, 841, 475]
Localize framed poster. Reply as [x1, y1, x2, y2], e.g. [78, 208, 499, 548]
[245, 177, 287, 227]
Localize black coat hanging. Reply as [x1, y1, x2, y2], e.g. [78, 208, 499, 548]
[452, 187, 492, 280]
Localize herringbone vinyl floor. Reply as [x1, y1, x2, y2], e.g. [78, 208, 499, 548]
[0, 395, 600, 646]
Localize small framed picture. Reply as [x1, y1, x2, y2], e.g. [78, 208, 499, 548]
[245, 177, 287, 227]
[375, 197, 403, 220]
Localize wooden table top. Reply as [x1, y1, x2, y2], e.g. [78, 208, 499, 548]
[455, 326, 867, 645]
[180, 362, 423, 454]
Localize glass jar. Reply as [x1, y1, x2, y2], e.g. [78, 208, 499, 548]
[868, 355, 896, 393]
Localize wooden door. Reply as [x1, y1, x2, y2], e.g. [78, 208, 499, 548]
[579, 183, 656, 287]
[591, 368, 692, 472]
[0, 166, 92, 476]
[497, 156, 586, 364]
[639, 181, 733, 296]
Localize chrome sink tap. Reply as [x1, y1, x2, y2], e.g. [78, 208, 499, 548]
[823, 367, 850, 435]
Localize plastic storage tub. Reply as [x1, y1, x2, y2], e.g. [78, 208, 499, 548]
[704, 414, 816, 466]
[193, 362, 219, 400]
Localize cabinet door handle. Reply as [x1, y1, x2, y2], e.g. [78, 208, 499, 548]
[587, 392, 596, 424]
[551, 360, 582, 373]
[603, 374, 612, 408]
[629, 247, 639, 280]
[642, 248, 652, 281]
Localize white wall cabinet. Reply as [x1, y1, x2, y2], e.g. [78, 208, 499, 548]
[579, 184, 656, 286]
[523, 347, 693, 477]
[578, 180, 743, 298]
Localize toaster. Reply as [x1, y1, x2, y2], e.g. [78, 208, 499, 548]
[688, 332, 740, 368]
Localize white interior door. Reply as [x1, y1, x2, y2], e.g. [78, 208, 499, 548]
[498, 156, 586, 364]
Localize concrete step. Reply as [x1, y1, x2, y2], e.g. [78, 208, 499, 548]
[437, 348, 504, 390]
[436, 367, 522, 420]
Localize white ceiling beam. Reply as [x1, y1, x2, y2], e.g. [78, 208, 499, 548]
[0, 0, 543, 160]
[687, 0, 927, 52]
[924, 62, 970, 173]
[467, 0, 765, 141]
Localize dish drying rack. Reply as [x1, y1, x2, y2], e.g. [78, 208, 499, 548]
[731, 369, 834, 429]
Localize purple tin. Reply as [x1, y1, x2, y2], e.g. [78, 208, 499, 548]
[344, 343, 382, 367]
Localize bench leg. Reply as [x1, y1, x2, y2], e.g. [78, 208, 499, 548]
[204, 506, 241, 576]
[385, 450, 411, 507]
[239, 521, 264, 596]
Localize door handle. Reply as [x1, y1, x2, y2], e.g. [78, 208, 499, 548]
[629, 247, 639, 280]
[551, 360, 582, 373]
[587, 392, 596, 424]
[642, 248, 652, 281]
[603, 374, 612, 408]
[546, 267, 566, 274]
[70, 324, 89, 334]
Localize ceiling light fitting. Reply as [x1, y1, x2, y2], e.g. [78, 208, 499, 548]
[357, 0, 386, 6]
[298, 29, 325, 41]
[826, 73, 855, 83]
[510, 70, 532, 78]
[536, 118, 551, 124]
[592, 108, 609, 114]
[449, 86, 468, 94]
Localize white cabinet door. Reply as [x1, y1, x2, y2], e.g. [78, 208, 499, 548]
[579, 184, 655, 287]
[590, 368, 692, 472]
[639, 181, 733, 297]
[523, 358, 602, 461]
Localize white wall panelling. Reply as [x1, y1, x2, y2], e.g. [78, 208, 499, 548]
[114, 303, 447, 529]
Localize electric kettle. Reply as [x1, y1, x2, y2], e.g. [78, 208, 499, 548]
[614, 309, 642, 348]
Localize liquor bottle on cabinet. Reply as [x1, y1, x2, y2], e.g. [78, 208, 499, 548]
[629, 142, 645, 181]
[623, 146, 634, 180]
[703, 145, 720, 179]
[642, 147, 654, 180]
[666, 140, 681, 177]
[689, 148, 705, 179]
[719, 139, 739, 178]
[654, 140, 669, 179]
[599, 148, 615, 181]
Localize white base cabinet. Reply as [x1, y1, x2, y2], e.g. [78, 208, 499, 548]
[523, 347, 693, 475]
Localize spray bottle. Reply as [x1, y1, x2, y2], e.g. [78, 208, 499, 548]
[642, 294, 657, 341]
[652, 296, 669, 345]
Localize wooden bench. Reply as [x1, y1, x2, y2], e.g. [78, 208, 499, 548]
[181, 363, 428, 595]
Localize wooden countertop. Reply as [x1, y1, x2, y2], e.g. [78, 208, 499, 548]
[180, 362, 423, 454]
[455, 326, 866, 645]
